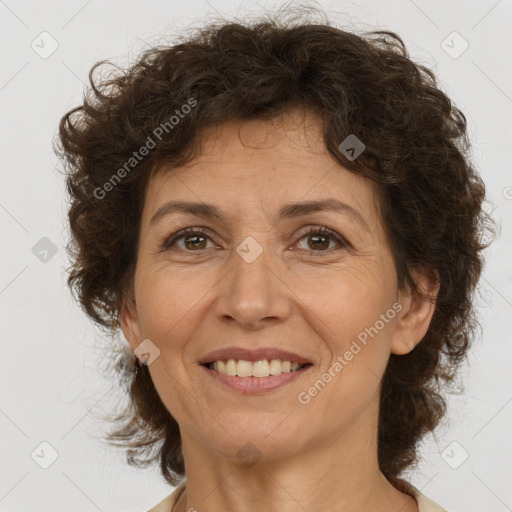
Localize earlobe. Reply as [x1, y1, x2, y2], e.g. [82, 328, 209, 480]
[390, 268, 440, 356]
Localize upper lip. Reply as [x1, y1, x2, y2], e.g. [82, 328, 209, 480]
[198, 347, 312, 365]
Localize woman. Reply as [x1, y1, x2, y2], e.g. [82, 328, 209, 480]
[55, 6, 492, 512]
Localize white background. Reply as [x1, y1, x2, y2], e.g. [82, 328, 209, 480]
[1, 0, 511, 511]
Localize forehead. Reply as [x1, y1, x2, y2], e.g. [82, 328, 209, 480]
[142, 109, 379, 227]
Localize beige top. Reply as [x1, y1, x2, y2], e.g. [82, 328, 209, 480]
[147, 480, 448, 512]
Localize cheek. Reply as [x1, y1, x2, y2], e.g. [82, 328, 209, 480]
[134, 264, 211, 339]
[133, 268, 209, 421]
[299, 265, 396, 401]
[307, 262, 393, 338]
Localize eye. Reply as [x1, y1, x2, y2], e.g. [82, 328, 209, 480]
[161, 227, 217, 252]
[161, 225, 348, 254]
[294, 226, 348, 253]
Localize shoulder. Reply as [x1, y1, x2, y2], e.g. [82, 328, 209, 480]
[411, 486, 449, 512]
[147, 480, 187, 512]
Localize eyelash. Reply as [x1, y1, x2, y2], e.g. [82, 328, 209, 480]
[161, 225, 348, 254]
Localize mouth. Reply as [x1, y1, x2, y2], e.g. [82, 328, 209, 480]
[200, 359, 313, 394]
[201, 359, 313, 377]
[197, 347, 314, 393]
[198, 346, 313, 374]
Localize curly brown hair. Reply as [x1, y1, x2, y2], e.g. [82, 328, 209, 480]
[54, 5, 493, 496]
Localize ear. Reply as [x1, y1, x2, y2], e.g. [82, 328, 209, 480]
[391, 268, 440, 355]
[119, 293, 142, 353]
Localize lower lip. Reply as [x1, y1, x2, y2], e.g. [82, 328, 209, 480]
[200, 364, 313, 394]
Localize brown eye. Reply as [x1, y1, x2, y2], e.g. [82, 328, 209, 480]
[162, 225, 348, 255]
[182, 233, 208, 250]
[162, 227, 215, 251]
[295, 226, 347, 253]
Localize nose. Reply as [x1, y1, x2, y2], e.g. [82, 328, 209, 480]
[213, 237, 292, 330]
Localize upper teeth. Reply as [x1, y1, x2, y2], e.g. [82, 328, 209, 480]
[210, 359, 304, 377]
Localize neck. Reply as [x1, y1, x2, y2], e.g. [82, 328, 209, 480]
[175, 398, 418, 512]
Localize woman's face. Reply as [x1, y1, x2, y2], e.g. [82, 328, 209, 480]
[121, 109, 430, 464]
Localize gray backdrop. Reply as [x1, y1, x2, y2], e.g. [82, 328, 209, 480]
[1, 0, 510, 510]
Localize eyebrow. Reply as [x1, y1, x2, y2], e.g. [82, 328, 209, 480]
[149, 198, 370, 232]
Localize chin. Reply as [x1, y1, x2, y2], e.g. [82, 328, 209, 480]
[206, 424, 308, 463]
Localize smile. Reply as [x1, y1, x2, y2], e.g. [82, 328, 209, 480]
[205, 358, 311, 377]
[201, 359, 313, 394]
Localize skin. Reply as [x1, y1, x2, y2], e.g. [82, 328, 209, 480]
[121, 108, 439, 512]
